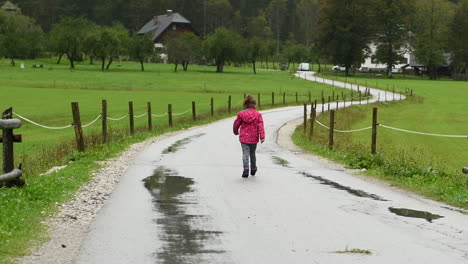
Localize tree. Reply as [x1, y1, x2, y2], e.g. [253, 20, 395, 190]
[412, 0, 455, 79]
[296, 0, 320, 47]
[0, 10, 44, 66]
[48, 17, 94, 69]
[316, 0, 374, 76]
[449, 0, 468, 74]
[245, 37, 263, 74]
[372, 0, 413, 77]
[102, 23, 130, 70]
[128, 33, 154, 71]
[205, 27, 243, 73]
[266, 0, 287, 56]
[166, 32, 202, 72]
[205, 0, 234, 35]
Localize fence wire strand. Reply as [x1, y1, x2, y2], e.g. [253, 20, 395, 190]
[107, 114, 128, 121]
[82, 114, 102, 128]
[378, 124, 468, 138]
[315, 119, 372, 133]
[172, 108, 192, 116]
[152, 113, 168, 118]
[134, 112, 147, 118]
[13, 112, 73, 130]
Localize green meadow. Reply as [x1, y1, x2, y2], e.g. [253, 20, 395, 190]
[0, 60, 349, 263]
[0, 59, 344, 164]
[293, 72, 468, 208]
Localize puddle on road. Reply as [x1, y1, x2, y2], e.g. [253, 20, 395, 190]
[162, 133, 205, 154]
[389, 207, 444, 223]
[143, 166, 224, 263]
[300, 172, 388, 201]
[272, 156, 291, 167]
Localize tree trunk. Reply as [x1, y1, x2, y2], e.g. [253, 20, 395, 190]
[174, 61, 178, 72]
[106, 57, 113, 70]
[216, 60, 224, 73]
[183, 60, 189, 71]
[90, 56, 94, 65]
[57, 53, 63, 64]
[140, 59, 145, 71]
[67, 53, 75, 69]
[101, 57, 106, 71]
[10, 57, 15, 66]
[252, 60, 256, 74]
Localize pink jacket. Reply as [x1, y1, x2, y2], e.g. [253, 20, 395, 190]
[233, 107, 265, 144]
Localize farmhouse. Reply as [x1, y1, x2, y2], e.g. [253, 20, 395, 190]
[359, 43, 416, 73]
[0, 1, 19, 12]
[138, 10, 196, 48]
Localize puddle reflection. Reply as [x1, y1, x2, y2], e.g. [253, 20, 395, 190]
[301, 172, 388, 201]
[272, 156, 291, 167]
[143, 166, 224, 263]
[162, 134, 205, 154]
[389, 207, 444, 223]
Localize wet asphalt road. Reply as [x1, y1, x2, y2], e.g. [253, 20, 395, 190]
[75, 72, 468, 264]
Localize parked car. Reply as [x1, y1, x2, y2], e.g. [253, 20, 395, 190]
[298, 62, 310, 71]
[332, 65, 347, 72]
[358, 66, 369, 73]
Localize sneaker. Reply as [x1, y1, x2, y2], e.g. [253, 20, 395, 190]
[242, 169, 249, 178]
[251, 168, 257, 176]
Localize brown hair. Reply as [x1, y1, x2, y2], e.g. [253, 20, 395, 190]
[243, 95, 256, 108]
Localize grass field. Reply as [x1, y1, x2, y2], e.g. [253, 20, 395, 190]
[0, 59, 349, 263]
[293, 72, 468, 209]
[0, 59, 346, 168]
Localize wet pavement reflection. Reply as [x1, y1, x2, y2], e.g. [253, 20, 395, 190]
[162, 134, 206, 154]
[389, 207, 444, 223]
[300, 172, 388, 201]
[272, 156, 291, 167]
[143, 166, 224, 263]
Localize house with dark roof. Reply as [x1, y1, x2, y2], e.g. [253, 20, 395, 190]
[138, 10, 196, 48]
[0, 1, 19, 12]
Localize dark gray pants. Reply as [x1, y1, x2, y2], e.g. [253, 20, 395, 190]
[241, 143, 257, 170]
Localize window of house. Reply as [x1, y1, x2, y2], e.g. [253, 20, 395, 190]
[172, 24, 177, 31]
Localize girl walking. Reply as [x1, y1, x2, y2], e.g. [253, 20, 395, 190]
[233, 95, 265, 178]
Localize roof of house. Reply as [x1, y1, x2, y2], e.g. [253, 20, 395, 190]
[138, 12, 191, 42]
[0, 1, 19, 11]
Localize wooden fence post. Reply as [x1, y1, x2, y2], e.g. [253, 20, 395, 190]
[168, 104, 173, 127]
[372, 107, 378, 155]
[228, 95, 232, 113]
[2, 108, 14, 174]
[258, 93, 261, 108]
[272, 92, 275, 105]
[283, 92, 286, 105]
[129, 101, 134, 135]
[1, 108, 23, 185]
[321, 97, 325, 113]
[192, 101, 196, 121]
[309, 108, 316, 140]
[102, 100, 107, 143]
[303, 104, 307, 133]
[328, 96, 331, 111]
[147, 102, 152, 131]
[296, 92, 298, 103]
[211, 98, 214, 116]
[71, 102, 85, 152]
[329, 110, 335, 150]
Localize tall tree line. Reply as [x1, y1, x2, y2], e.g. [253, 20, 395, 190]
[3, 0, 468, 77]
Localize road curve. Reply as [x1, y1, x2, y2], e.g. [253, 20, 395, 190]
[75, 72, 468, 264]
